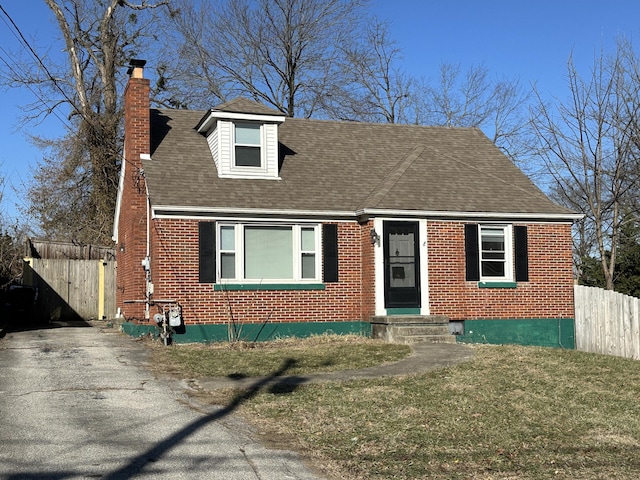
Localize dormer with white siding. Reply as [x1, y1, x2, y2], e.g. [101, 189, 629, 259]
[196, 98, 286, 180]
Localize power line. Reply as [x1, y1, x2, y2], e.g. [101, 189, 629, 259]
[0, 3, 144, 175]
[0, 3, 78, 127]
[0, 4, 77, 105]
[0, 45, 71, 129]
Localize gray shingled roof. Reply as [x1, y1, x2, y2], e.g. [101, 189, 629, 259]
[144, 107, 574, 218]
[211, 97, 286, 116]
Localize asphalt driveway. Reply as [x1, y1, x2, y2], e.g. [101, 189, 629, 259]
[0, 321, 322, 479]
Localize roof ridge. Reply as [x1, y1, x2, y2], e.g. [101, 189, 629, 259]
[286, 116, 479, 131]
[358, 145, 426, 210]
[213, 97, 285, 116]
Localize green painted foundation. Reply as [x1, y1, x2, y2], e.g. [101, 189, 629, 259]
[456, 318, 575, 349]
[121, 321, 371, 344]
[121, 318, 575, 348]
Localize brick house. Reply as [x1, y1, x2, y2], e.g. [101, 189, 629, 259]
[114, 60, 580, 346]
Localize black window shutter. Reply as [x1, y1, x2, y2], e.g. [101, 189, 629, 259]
[323, 223, 338, 283]
[465, 224, 480, 281]
[514, 225, 529, 282]
[199, 222, 216, 283]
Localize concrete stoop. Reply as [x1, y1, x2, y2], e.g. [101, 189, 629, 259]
[371, 315, 456, 344]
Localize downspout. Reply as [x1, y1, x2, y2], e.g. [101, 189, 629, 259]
[144, 170, 152, 320]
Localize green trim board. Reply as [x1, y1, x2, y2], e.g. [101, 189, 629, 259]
[213, 283, 325, 291]
[478, 281, 517, 288]
[456, 318, 575, 348]
[386, 308, 421, 315]
[121, 320, 370, 343]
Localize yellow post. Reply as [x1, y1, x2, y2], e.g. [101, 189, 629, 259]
[98, 260, 106, 320]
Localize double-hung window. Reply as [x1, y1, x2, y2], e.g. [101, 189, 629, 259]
[465, 223, 522, 283]
[218, 223, 321, 282]
[300, 227, 317, 279]
[479, 225, 512, 280]
[234, 123, 262, 167]
[219, 225, 236, 279]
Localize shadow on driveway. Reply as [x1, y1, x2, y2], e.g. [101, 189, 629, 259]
[4, 357, 302, 480]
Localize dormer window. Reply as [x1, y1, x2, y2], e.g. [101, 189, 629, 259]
[197, 98, 286, 179]
[234, 123, 261, 167]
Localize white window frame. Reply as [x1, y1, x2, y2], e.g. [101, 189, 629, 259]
[219, 225, 237, 280]
[300, 226, 317, 279]
[233, 122, 263, 169]
[478, 224, 513, 282]
[217, 223, 321, 283]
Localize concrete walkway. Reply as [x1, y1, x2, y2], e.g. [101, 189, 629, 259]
[194, 342, 474, 392]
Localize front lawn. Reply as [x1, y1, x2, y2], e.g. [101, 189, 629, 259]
[154, 334, 411, 378]
[153, 338, 640, 479]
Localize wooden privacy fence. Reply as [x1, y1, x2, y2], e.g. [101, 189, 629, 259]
[574, 285, 640, 360]
[23, 257, 116, 321]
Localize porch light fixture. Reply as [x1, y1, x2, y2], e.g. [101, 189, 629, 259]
[370, 228, 380, 246]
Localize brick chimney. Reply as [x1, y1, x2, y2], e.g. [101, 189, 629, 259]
[124, 59, 150, 160]
[116, 59, 151, 320]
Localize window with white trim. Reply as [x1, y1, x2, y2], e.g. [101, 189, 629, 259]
[300, 227, 316, 279]
[234, 122, 261, 167]
[218, 223, 321, 282]
[219, 225, 236, 279]
[479, 224, 513, 281]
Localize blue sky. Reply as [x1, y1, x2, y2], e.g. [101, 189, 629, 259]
[0, 0, 639, 223]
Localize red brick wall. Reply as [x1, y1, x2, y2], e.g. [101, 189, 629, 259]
[427, 221, 575, 320]
[148, 219, 367, 324]
[146, 218, 573, 324]
[115, 75, 150, 319]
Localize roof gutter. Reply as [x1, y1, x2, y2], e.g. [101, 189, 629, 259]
[151, 205, 583, 222]
[356, 208, 584, 222]
[152, 205, 356, 221]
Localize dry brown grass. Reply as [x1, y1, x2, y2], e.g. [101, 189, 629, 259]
[150, 334, 410, 378]
[151, 338, 640, 479]
[238, 344, 640, 479]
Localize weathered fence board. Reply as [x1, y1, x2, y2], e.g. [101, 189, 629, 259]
[26, 239, 116, 261]
[574, 285, 640, 360]
[23, 258, 116, 321]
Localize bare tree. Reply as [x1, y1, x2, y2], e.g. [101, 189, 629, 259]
[153, 0, 226, 109]
[322, 20, 415, 124]
[163, 0, 533, 170]
[0, 171, 25, 286]
[416, 62, 535, 165]
[162, 0, 369, 117]
[0, 168, 4, 207]
[0, 222, 27, 287]
[531, 39, 640, 290]
[421, 63, 494, 128]
[28, 132, 100, 241]
[327, 52, 535, 163]
[3, 0, 167, 245]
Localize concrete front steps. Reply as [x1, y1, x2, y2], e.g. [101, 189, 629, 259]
[371, 315, 456, 344]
